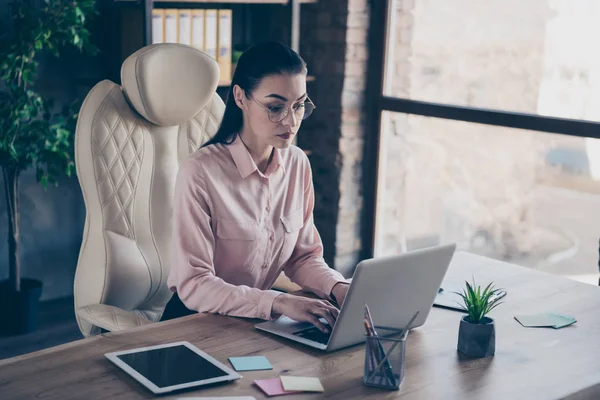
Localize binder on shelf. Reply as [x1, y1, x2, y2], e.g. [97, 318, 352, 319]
[217, 9, 233, 82]
[204, 9, 218, 60]
[191, 9, 205, 51]
[177, 9, 192, 46]
[151, 9, 164, 44]
[164, 9, 178, 44]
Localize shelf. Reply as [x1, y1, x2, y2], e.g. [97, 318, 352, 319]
[217, 75, 315, 88]
[154, 0, 317, 4]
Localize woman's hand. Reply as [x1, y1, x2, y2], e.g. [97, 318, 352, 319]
[271, 294, 339, 333]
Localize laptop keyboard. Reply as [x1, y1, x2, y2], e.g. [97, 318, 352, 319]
[292, 326, 331, 345]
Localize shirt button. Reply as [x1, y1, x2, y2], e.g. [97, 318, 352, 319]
[266, 206, 270, 212]
[260, 313, 267, 319]
[262, 263, 268, 269]
[269, 235, 274, 241]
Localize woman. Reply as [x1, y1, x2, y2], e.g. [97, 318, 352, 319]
[163, 41, 349, 334]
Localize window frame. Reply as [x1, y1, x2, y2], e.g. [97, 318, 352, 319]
[362, 0, 600, 259]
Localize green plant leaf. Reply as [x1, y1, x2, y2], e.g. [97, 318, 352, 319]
[0, 0, 97, 232]
[456, 278, 504, 323]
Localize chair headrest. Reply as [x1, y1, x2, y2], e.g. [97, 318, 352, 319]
[121, 43, 220, 127]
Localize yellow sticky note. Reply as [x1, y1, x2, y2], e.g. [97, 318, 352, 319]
[280, 376, 324, 393]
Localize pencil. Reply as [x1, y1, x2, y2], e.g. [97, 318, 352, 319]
[364, 305, 396, 386]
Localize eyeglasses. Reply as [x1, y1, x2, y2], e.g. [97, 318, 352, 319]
[248, 94, 315, 123]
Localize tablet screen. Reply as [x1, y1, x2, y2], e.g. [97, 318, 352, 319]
[116, 344, 229, 388]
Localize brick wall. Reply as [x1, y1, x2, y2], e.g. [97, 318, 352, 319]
[298, 0, 370, 277]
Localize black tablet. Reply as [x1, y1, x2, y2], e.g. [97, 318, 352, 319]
[105, 341, 241, 395]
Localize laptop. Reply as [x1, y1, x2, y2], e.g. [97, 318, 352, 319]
[255, 243, 456, 351]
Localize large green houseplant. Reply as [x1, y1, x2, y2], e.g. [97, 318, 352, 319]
[0, 0, 97, 335]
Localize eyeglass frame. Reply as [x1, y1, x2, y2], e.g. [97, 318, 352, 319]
[246, 92, 316, 123]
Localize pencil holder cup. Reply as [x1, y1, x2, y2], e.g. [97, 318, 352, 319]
[363, 328, 407, 390]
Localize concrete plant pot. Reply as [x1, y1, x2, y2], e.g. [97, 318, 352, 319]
[0, 278, 43, 335]
[457, 315, 495, 358]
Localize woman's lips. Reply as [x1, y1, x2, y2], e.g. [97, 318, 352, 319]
[277, 133, 292, 140]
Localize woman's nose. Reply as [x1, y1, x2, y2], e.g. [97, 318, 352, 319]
[281, 108, 299, 128]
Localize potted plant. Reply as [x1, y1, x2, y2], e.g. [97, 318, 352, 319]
[455, 279, 504, 358]
[0, 0, 97, 335]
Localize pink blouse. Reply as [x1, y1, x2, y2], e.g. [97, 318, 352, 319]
[167, 135, 347, 320]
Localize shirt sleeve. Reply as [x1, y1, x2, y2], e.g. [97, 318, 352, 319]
[168, 158, 281, 320]
[282, 153, 348, 299]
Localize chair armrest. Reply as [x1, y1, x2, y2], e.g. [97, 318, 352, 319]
[76, 304, 153, 333]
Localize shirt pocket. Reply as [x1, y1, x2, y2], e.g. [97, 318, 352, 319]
[215, 219, 259, 272]
[277, 209, 305, 267]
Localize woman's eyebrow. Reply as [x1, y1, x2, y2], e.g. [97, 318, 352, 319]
[264, 93, 308, 101]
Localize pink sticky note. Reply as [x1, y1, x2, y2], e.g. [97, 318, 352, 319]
[253, 378, 301, 397]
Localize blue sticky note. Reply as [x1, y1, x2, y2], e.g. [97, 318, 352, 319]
[228, 356, 272, 371]
[514, 313, 576, 329]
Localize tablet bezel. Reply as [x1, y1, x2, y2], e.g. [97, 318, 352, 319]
[104, 341, 242, 394]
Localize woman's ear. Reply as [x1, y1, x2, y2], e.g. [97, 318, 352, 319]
[233, 84, 246, 110]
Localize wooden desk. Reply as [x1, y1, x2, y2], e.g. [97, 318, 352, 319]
[2, 252, 600, 399]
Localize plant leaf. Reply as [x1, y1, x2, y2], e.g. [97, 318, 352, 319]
[458, 279, 504, 323]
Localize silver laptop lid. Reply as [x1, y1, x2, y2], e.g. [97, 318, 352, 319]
[326, 243, 456, 351]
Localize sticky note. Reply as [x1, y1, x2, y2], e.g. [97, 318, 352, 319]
[280, 376, 324, 392]
[514, 313, 576, 329]
[515, 314, 557, 327]
[228, 356, 272, 371]
[549, 313, 577, 328]
[253, 378, 301, 396]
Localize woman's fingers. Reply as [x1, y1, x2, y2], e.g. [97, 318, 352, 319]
[323, 303, 340, 320]
[311, 306, 336, 329]
[283, 297, 344, 333]
[307, 314, 330, 333]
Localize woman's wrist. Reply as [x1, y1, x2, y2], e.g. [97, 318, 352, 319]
[331, 282, 349, 303]
[271, 293, 289, 316]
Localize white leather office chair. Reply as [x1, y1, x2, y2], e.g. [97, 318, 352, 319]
[73, 43, 224, 337]
[73, 43, 300, 337]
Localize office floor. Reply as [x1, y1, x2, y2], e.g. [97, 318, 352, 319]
[0, 296, 82, 360]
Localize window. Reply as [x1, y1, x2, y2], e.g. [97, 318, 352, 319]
[384, 0, 600, 123]
[366, 0, 600, 283]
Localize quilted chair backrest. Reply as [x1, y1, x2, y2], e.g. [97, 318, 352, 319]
[73, 43, 225, 336]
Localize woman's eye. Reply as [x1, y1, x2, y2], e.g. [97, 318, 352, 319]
[269, 105, 285, 113]
[293, 103, 306, 111]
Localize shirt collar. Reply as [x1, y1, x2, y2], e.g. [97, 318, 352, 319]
[227, 135, 285, 179]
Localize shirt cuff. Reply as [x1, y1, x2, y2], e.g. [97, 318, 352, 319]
[257, 290, 284, 320]
[323, 277, 350, 302]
